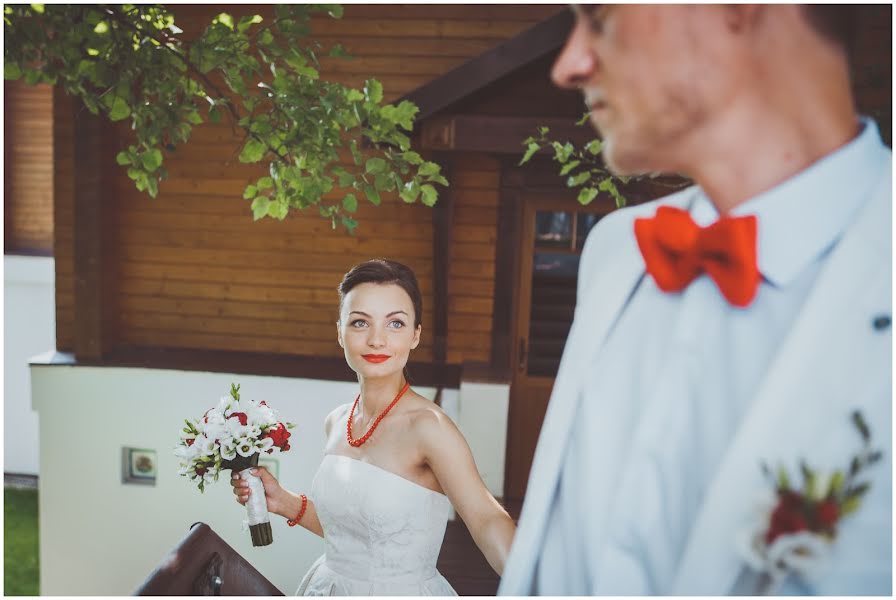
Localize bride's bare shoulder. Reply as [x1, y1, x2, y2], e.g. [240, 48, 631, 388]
[404, 393, 461, 439]
[324, 403, 352, 436]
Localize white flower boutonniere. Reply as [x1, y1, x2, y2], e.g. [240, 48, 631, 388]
[737, 410, 883, 594]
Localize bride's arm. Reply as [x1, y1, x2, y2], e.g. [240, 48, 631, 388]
[417, 410, 516, 576]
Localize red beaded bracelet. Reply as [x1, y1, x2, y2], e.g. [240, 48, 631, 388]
[287, 494, 308, 527]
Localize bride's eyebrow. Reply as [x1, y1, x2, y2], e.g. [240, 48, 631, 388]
[349, 310, 408, 318]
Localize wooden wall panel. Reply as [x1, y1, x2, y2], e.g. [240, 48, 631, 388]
[445, 154, 499, 364]
[52, 89, 75, 351]
[97, 5, 557, 365]
[5, 81, 54, 255]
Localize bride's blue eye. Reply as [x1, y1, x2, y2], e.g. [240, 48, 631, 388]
[350, 319, 367, 328]
[388, 320, 405, 329]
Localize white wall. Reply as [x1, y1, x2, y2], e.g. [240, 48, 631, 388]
[4, 255, 55, 475]
[31, 364, 508, 595]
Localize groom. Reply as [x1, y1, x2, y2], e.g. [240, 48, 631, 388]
[500, 5, 891, 595]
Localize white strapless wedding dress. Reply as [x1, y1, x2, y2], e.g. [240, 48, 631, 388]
[296, 454, 458, 596]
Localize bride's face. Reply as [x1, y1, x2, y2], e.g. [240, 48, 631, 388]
[337, 282, 421, 379]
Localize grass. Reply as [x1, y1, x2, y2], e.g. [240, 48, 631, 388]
[4, 487, 39, 596]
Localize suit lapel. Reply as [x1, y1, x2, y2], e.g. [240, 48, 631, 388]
[672, 174, 892, 594]
[500, 216, 648, 594]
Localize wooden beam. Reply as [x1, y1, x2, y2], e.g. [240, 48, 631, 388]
[488, 162, 526, 381]
[400, 10, 572, 122]
[41, 345, 463, 389]
[431, 153, 455, 366]
[4, 81, 13, 255]
[72, 103, 105, 361]
[420, 116, 596, 155]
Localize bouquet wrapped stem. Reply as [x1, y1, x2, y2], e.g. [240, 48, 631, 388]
[225, 453, 272, 547]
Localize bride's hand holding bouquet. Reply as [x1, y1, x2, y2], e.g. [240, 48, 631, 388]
[175, 383, 294, 546]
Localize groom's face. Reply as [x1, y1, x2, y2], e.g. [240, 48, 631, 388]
[337, 282, 421, 379]
[551, 5, 738, 176]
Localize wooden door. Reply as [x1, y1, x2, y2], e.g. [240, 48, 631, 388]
[504, 196, 612, 501]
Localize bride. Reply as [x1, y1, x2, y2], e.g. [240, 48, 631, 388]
[231, 259, 516, 595]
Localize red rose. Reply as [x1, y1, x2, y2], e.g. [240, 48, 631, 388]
[816, 499, 839, 528]
[228, 412, 248, 426]
[262, 423, 291, 450]
[766, 491, 808, 544]
[195, 465, 207, 477]
[185, 438, 195, 446]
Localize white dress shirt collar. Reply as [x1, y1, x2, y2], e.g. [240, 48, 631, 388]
[689, 118, 886, 288]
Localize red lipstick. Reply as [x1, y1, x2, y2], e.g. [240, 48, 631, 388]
[362, 354, 390, 363]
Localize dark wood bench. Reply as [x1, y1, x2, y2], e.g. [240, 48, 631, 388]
[134, 522, 283, 596]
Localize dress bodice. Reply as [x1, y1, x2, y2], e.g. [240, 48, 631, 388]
[297, 453, 457, 595]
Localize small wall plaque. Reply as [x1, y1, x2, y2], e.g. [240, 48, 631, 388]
[122, 447, 157, 485]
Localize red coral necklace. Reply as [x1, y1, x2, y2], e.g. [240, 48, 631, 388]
[346, 381, 411, 447]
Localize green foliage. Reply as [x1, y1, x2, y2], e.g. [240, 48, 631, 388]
[518, 113, 689, 209]
[519, 116, 631, 208]
[4, 4, 448, 231]
[4, 487, 39, 596]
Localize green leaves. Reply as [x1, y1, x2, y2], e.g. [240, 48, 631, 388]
[420, 184, 437, 207]
[585, 139, 603, 155]
[237, 14, 263, 33]
[105, 96, 130, 121]
[6, 3, 449, 231]
[519, 141, 540, 166]
[141, 149, 163, 172]
[239, 138, 267, 163]
[213, 12, 234, 30]
[364, 185, 381, 206]
[577, 187, 598, 206]
[520, 121, 642, 209]
[365, 157, 386, 174]
[364, 78, 383, 103]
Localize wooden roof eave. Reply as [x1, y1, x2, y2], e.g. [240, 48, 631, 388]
[399, 9, 574, 125]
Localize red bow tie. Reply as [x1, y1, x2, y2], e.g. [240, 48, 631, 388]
[634, 206, 760, 307]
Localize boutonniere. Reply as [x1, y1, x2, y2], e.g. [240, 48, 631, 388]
[738, 410, 883, 593]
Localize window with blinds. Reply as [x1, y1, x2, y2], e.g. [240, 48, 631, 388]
[526, 210, 602, 377]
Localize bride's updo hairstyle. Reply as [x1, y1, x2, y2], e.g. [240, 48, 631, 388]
[338, 259, 423, 329]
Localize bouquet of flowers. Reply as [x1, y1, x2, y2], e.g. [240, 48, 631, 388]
[176, 383, 294, 546]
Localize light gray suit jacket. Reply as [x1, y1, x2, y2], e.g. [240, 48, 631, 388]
[499, 144, 892, 595]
